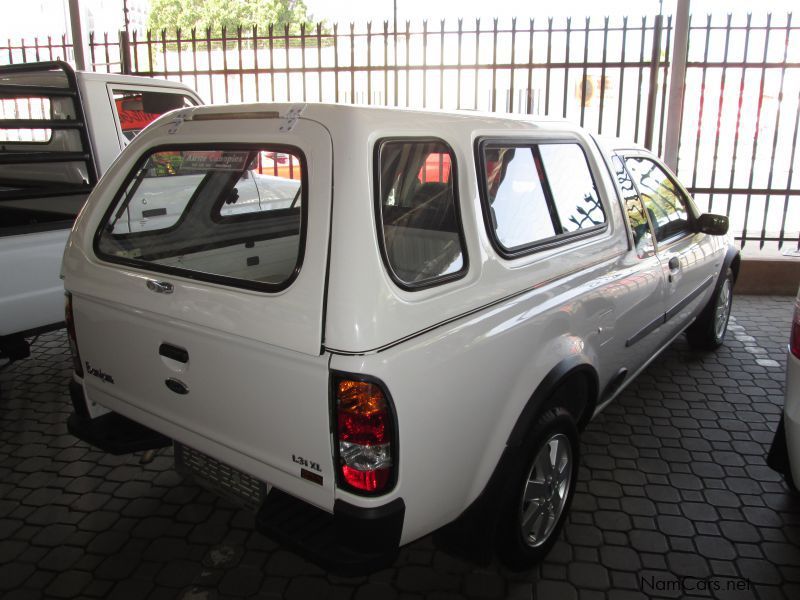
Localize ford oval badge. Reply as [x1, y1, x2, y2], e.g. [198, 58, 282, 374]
[165, 378, 189, 395]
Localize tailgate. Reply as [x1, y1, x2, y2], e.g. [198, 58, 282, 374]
[67, 113, 336, 510]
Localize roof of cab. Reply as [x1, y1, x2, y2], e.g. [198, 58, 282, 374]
[78, 71, 202, 90]
[594, 133, 649, 155]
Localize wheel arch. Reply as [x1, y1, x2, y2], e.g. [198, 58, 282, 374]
[507, 355, 600, 445]
[434, 355, 599, 563]
[702, 243, 740, 314]
[728, 246, 741, 283]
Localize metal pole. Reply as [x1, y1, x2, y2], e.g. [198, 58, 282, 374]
[67, 0, 88, 70]
[663, 0, 690, 170]
[123, 0, 130, 37]
[119, 30, 132, 74]
[643, 14, 663, 151]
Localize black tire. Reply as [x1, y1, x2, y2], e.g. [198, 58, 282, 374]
[495, 408, 580, 570]
[686, 267, 734, 351]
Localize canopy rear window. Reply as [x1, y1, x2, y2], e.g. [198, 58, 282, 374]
[95, 146, 306, 293]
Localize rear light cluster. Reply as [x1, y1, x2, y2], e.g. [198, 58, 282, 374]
[334, 377, 395, 495]
[64, 293, 83, 377]
[791, 296, 800, 359]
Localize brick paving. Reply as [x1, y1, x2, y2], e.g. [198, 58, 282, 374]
[1, 295, 799, 600]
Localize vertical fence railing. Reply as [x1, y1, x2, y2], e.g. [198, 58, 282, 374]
[93, 18, 670, 149]
[679, 12, 799, 249]
[1, 35, 72, 64]
[1, 13, 797, 250]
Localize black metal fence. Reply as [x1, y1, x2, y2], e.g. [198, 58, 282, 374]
[1, 13, 798, 250]
[679, 13, 799, 251]
[1, 35, 71, 65]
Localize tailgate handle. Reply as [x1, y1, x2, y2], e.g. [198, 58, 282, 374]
[146, 279, 173, 294]
[159, 343, 189, 363]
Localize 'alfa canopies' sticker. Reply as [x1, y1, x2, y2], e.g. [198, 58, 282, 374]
[179, 150, 250, 172]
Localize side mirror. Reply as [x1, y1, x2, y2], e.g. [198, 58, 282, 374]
[696, 213, 729, 236]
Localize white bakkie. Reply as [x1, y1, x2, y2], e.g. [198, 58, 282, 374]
[62, 103, 739, 573]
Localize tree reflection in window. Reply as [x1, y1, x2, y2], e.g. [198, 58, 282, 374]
[481, 141, 606, 254]
[624, 157, 690, 242]
[612, 155, 653, 257]
[539, 144, 605, 233]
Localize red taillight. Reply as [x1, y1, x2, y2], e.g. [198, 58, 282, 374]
[341, 465, 391, 491]
[791, 298, 800, 359]
[335, 378, 395, 494]
[65, 293, 83, 377]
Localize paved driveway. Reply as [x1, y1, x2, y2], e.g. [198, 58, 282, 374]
[1, 295, 798, 600]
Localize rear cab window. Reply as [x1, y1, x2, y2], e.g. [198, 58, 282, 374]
[95, 146, 306, 292]
[476, 139, 606, 258]
[374, 138, 468, 289]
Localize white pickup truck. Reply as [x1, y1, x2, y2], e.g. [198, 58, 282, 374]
[0, 61, 201, 362]
[63, 103, 739, 573]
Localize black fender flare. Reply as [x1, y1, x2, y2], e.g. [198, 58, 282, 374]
[507, 355, 599, 445]
[719, 244, 741, 289]
[693, 244, 740, 325]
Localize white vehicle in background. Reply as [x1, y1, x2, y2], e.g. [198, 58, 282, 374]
[0, 61, 201, 362]
[113, 161, 301, 235]
[62, 103, 739, 573]
[768, 288, 800, 492]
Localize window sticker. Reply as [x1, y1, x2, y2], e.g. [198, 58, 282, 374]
[179, 150, 251, 173]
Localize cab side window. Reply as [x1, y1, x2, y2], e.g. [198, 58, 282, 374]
[479, 140, 606, 257]
[612, 155, 654, 257]
[623, 157, 691, 243]
[539, 144, 605, 233]
[485, 147, 556, 249]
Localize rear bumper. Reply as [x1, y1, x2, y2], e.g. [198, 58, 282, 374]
[67, 380, 171, 454]
[69, 378, 404, 572]
[256, 488, 404, 575]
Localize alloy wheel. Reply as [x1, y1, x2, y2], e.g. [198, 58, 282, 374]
[519, 432, 573, 548]
[714, 278, 732, 340]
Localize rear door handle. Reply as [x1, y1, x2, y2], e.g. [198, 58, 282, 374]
[668, 257, 680, 271]
[159, 343, 189, 363]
